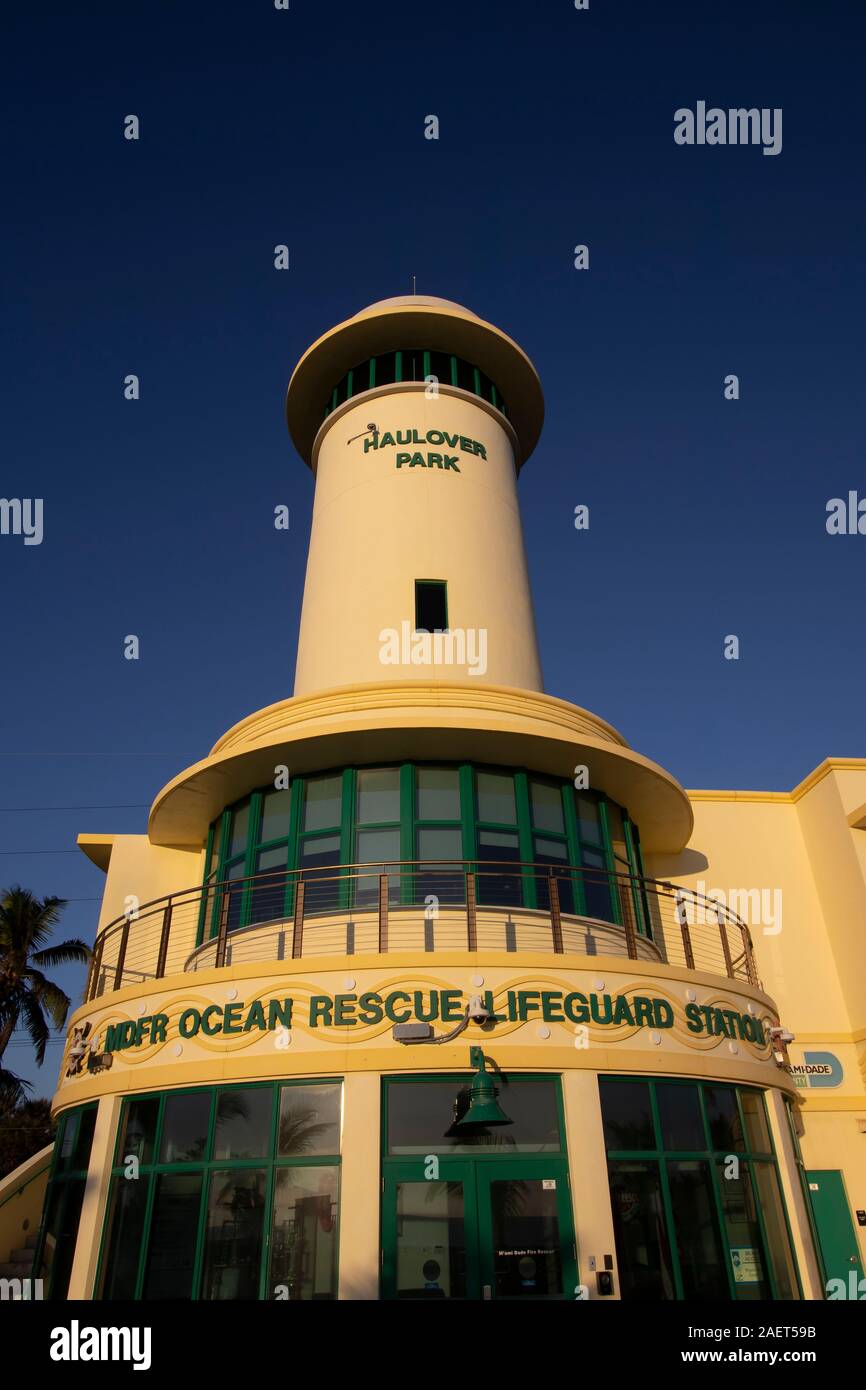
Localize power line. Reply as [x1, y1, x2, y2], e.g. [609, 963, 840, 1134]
[0, 804, 148, 812]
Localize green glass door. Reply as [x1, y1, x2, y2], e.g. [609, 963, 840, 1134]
[382, 1157, 575, 1300]
[806, 1170, 864, 1294]
[382, 1160, 479, 1299]
[475, 1157, 574, 1299]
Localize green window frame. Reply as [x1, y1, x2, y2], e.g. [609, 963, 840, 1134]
[321, 350, 508, 419]
[33, 1102, 98, 1299]
[198, 765, 650, 944]
[94, 1080, 342, 1302]
[600, 1076, 803, 1301]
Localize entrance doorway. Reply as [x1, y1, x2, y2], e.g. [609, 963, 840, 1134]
[380, 1075, 576, 1300]
[806, 1170, 864, 1294]
[382, 1157, 575, 1299]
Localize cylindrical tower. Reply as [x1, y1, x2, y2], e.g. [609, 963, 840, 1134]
[286, 295, 545, 696]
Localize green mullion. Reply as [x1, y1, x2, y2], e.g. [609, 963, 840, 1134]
[259, 1084, 282, 1300]
[731, 1087, 782, 1300]
[622, 818, 648, 937]
[707, 1152, 740, 1300]
[647, 1083, 686, 1300]
[459, 764, 476, 865]
[285, 775, 304, 918]
[562, 783, 588, 916]
[196, 823, 215, 947]
[514, 771, 536, 910]
[369, 358, 376, 389]
[191, 1089, 220, 1299]
[395, 351, 402, 383]
[400, 763, 414, 906]
[422, 350, 431, 385]
[341, 768, 355, 911]
[208, 810, 229, 940]
[449, 354, 458, 387]
[490, 382, 499, 409]
[473, 366, 482, 398]
[598, 799, 623, 926]
[347, 368, 354, 398]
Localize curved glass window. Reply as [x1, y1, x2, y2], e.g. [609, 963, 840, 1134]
[95, 1081, 342, 1302]
[323, 350, 508, 421]
[599, 1078, 802, 1302]
[198, 765, 649, 944]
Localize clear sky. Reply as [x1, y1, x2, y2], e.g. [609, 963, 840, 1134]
[2, 0, 863, 1095]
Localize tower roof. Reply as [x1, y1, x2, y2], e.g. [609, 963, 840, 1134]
[286, 294, 545, 469]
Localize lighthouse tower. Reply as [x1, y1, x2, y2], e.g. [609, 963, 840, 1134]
[287, 295, 545, 696]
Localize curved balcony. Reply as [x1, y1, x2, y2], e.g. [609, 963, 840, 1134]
[84, 861, 760, 1001]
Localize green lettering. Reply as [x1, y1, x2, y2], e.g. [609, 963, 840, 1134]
[334, 994, 358, 1026]
[413, 990, 439, 1023]
[518, 990, 541, 1021]
[442, 455, 460, 471]
[541, 991, 564, 1022]
[613, 995, 635, 1027]
[309, 996, 332, 1027]
[150, 1014, 168, 1044]
[200, 1004, 224, 1036]
[474, 441, 487, 459]
[685, 1002, 704, 1033]
[384, 991, 412, 1022]
[632, 997, 654, 1027]
[440, 990, 464, 1023]
[564, 992, 589, 1023]
[357, 992, 384, 1025]
[652, 998, 674, 1029]
[244, 1000, 266, 1032]
[268, 998, 293, 1030]
[378, 431, 395, 448]
[409, 452, 426, 467]
[395, 452, 410, 468]
[179, 1008, 201, 1038]
[590, 993, 614, 1025]
[223, 1003, 243, 1034]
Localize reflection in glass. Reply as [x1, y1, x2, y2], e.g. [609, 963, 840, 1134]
[667, 1160, 729, 1299]
[278, 1083, 342, 1157]
[740, 1091, 772, 1154]
[269, 1166, 339, 1300]
[608, 1160, 676, 1300]
[716, 1160, 770, 1300]
[118, 1097, 159, 1165]
[388, 1080, 560, 1154]
[98, 1177, 149, 1299]
[159, 1091, 210, 1164]
[259, 787, 292, 842]
[704, 1086, 745, 1152]
[395, 1181, 466, 1298]
[303, 775, 342, 833]
[416, 826, 463, 905]
[476, 771, 516, 825]
[357, 767, 400, 824]
[657, 1083, 705, 1151]
[416, 767, 460, 821]
[751, 1162, 800, 1298]
[200, 1169, 267, 1300]
[530, 781, 564, 834]
[213, 1087, 272, 1161]
[599, 1078, 654, 1152]
[490, 1179, 563, 1297]
[477, 829, 522, 907]
[142, 1173, 202, 1299]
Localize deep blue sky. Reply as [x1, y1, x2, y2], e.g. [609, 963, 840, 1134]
[2, 0, 863, 1094]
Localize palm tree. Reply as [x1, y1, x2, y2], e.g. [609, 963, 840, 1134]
[0, 887, 90, 1087]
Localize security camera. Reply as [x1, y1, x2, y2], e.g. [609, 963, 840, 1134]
[467, 995, 492, 1023]
[769, 1026, 795, 1045]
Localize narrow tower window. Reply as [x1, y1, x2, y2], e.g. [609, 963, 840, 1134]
[415, 580, 448, 632]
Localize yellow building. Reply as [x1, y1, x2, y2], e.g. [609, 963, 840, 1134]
[5, 295, 864, 1303]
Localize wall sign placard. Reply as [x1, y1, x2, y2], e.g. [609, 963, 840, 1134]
[94, 987, 767, 1056]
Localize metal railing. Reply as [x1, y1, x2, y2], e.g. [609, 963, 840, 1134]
[84, 860, 760, 1000]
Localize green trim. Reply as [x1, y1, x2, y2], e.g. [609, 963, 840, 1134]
[95, 1080, 343, 1302]
[601, 1076, 802, 1302]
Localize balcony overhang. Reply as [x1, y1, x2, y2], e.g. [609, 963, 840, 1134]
[148, 681, 693, 853]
